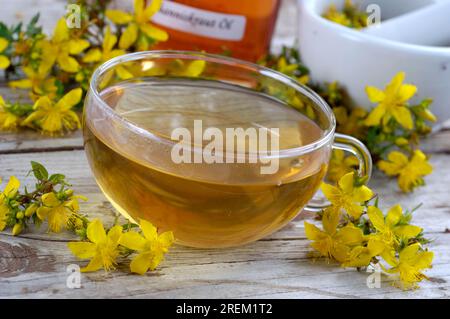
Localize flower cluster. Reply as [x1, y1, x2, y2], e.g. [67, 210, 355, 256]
[0, 0, 167, 135]
[320, 2, 436, 192]
[0, 161, 174, 274]
[305, 172, 434, 290]
[261, 45, 435, 192]
[322, 0, 368, 29]
[317, 72, 435, 193]
[0, 161, 87, 235]
[68, 218, 174, 274]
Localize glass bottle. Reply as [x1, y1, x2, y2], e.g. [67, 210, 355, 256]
[150, 0, 281, 62]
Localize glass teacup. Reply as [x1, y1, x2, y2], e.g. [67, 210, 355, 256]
[84, 51, 372, 248]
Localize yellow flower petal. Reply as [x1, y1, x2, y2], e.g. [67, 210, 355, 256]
[68, 39, 90, 55]
[119, 231, 147, 251]
[36, 206, 50, 220]
[108, 49, 126, 60]
[398, 84, 417, 102]
[134, 0, 146, 22]
[322, 207, 339, 235]
[410, 150, 433, 174]
[81, 254, 103, 272]
[366, 86, 385, 103]
[41, 192, 60, 207]
[9, 79, 32, 89]
[184, 60, 206, 77]
[390, 106, 413, 130]
[68, 242, 97, 259]
[115, 65, 134, 80]
[105, 10, 134, 24]
[337, 172, 354, 194]
[83, 48, 102, 63]
[320, 182, 340, 202]
[144, 0, 163, 19]
[367, 206, 385, 232]
[412, 251, 433, 270]
[344, 202, 365, 219]
[351, 185, 373, 203]
[0, 55, 10, 69]
[139, 23, 168, 41]
[57, 54, 80, 73]
[86, 219, 107, 244]
[335, 225, 364, 246]
[140, 219, 158, 241]
[364, 104, 386, 127]
[385, 204, 402, 226]
[394, 225, 422, 239]
[378, 151, 408, 176]
[103, 26, 117, 53]
[304, 221, 325, 241]
[399, 243, 420, 263]
[158, 231, 175, 247]
[119, 23, 138, 50]
[3, 176, 20, 198]
[385, 72, 405, 95]
[107, 225, 123, 243]
[53, 18, 69, 43]
[130, 251, 152, 275]
[0, 38, 8, 52]
[56, 88, 82, 111]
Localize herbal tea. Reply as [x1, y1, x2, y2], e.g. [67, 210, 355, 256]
[84, 79, 329, 247]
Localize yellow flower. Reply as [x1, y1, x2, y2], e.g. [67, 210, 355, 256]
[106, 0, 168, 51]
[0, 176, 20, 231]
[342, 238, 386, 268]
[9, 66, 58, 100]
[305, 207, 365, 262]
[384, 243, 433, 289]
[321, 172, 373, 219]
[334, 106, 367, 139]
[169, 59, 206, 77]
[68, 219, 123, 272]
[367, 205, 422, 245]
[323, 4, 351, 27]
[119, 219, 174, 274]
[22, 88, 82, 135]
[39, 18, 90, 73]
[275, 56, 309, 85]
[0, 37, 10, 69]
[0, 96, 21, 131]
[327, 149, 359, 183]
[83, 26, 132, 80]
[36, 192, 87, 232]
[365, 72, 416, 129]
[378, 150, 432, 192]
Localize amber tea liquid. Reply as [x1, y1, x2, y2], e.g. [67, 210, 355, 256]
[84, 79, 329, 248]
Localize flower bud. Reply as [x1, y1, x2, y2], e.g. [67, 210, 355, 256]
[65, 189, 74, 197]
[25, 203, 38, 217]
[16, 211, 25, 220]
[12, 223, 23, 236]
[418, 109, 437, 122]
[395, 137, 409, 147]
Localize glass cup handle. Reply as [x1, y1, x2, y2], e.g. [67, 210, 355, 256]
[304, 133, 373, 212]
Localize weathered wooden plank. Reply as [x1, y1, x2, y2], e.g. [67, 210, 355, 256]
[0, 149, 448, 298]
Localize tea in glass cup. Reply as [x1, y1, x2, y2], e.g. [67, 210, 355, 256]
[84, 51, 372, 248]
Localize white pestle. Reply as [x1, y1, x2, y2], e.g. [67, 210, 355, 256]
[363, 0, 450, 47]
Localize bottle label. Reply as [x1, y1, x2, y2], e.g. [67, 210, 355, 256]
[151, 1, 247, 41]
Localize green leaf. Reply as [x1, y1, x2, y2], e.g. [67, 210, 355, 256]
[49, 174, 66, 184]
[30, 161, 48, 181]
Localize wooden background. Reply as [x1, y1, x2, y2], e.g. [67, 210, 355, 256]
[0, 0, 449, 298]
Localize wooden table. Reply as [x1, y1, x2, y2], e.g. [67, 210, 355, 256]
[0, 0, 449, 299]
